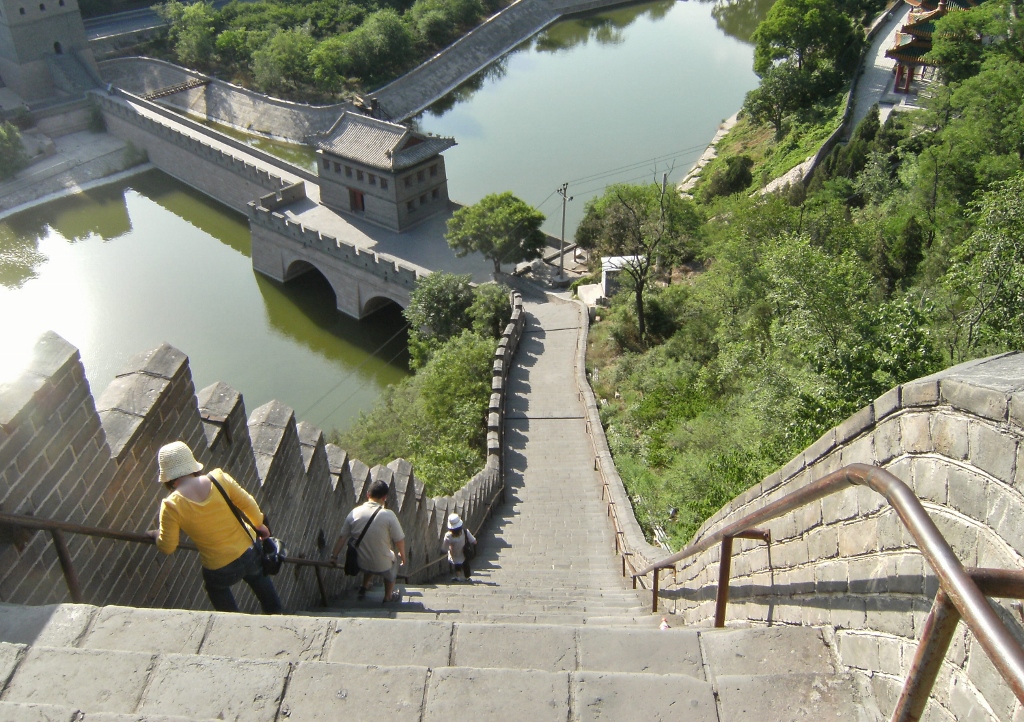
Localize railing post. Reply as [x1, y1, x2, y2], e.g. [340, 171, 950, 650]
[50, 529, 82, 603]
[313, 564, 329, 607]
[715, 535, 734, 628]
[652, 567, 660, 614]
[892, 589, 961, 722]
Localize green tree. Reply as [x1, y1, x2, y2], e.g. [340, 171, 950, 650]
[927, 0, 1007, 83]
[403, 271, 475, 367]
[251, 26, 315, 93]
[446, 191, 547, 276]
[157, 0, 217, 69]
[0, 122, 28, 180]
[941, 172, 1024, 358]
[751, 0, 862, 77]
[741, 61, 809, 139]
[576, 182, 699, 340]
[468, 282, 514, 338]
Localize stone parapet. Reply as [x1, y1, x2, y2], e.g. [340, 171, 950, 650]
[0, 293, 526, 611]
[93, 91, 296, 213]
[586, 347, 1024, 721]
[98, 56, 352, 144]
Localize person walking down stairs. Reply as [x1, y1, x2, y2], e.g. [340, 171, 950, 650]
[442, 513, 476, 582]
[329, 480, 407, 603]
[148, 441, 283, 614]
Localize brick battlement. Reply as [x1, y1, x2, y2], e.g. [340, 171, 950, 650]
[0, 293, 525, 613]
[248, 199, 422, 290]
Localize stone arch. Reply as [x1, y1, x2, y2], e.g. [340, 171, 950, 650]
[360, 294, 405, 318]
[281, 258, 340, 307]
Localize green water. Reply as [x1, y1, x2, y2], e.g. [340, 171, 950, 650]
[0, 170, 410, 432]
[417, 0, 766, 236]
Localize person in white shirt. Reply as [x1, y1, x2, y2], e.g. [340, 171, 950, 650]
[329, 480, 406, 603]
[441, 513, 476, 582]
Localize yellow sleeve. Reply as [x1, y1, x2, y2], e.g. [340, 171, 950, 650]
[215, 470, 265, 528]
[155, 498, 180, 555]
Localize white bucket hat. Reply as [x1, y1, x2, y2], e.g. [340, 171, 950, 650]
[447, 513, 463, 530]
[158, 441, 203, 483]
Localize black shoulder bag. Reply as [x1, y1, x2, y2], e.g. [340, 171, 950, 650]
[209, 472, 286, 576]
[345, 505, 383, 576]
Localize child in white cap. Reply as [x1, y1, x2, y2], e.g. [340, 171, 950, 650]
[442, 513, 476, 582]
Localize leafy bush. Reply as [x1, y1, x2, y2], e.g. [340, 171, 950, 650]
[0, 122, 28, 180]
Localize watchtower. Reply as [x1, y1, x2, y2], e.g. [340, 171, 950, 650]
[0, 0, 97, 102]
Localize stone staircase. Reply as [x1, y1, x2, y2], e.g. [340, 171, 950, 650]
[0, 602, 881, 721]
[46, 54, 99, 96]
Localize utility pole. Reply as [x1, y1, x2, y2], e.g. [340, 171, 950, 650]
[557, 182, 573, 278]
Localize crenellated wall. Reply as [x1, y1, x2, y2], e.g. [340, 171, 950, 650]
[0, 294, 525, 614]
[581, 317, 1024, 722]
[93, 91, 297, 214]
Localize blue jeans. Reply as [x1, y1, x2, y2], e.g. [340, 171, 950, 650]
[201, 545, 282, 614]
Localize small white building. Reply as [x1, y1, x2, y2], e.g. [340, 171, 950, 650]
[601, 255, 643, 297]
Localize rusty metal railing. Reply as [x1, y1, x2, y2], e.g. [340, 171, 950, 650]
[632, 464, 1024, 718]
[0, 510, 339, 607]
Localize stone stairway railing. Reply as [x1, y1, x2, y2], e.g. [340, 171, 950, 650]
[0, 293, 525, 614]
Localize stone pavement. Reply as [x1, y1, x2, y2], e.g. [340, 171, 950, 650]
[852, 2, 916, 130]
[0, 602, 881, 721]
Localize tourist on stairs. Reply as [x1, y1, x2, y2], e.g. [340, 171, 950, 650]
[149, 441, 282, 614]
[330, 480, 406, 603]
[442, 513, 475, 582]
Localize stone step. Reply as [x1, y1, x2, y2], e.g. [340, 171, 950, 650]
[0, 644, 879, 721]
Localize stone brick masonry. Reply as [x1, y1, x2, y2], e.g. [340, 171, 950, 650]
[0, 294, 525, 615]
[586, 345, 1024, 722]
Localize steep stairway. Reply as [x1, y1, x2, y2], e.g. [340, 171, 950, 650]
[319, 293, 651, 625]
[0, 602, 881, 721]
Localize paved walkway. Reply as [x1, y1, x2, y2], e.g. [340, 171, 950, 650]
[852, 2, 922, 130]
[395, 289, 648, 623]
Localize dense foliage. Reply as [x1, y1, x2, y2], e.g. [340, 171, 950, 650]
[585, 0, 1024, 548]
[153, 0, 500, 99]
[335, 273, 512, 495]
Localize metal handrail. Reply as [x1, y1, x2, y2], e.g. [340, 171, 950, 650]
[0, 510, 340, 606]
[633, 463, 1024, 713]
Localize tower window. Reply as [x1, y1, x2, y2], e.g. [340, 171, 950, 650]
[54, 41, 62, 54]
[39, 4, 45, 10]
[59, 0, 64, 5]
[19, 8, 26, 14]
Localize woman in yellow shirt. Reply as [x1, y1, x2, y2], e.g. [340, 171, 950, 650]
[151, 441, 282, 614]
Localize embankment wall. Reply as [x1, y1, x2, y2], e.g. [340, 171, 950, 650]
[0, 293, 525, 613]
[580, 312, 1024, 722]
[98, 57, 351, 144]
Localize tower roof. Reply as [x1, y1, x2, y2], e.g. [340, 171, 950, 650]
[316, 112, 456, 171]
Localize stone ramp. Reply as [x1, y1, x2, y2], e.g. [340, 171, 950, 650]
[374, 0, 560, 120]
[325, 293, 650, 625]
[0, 602, 880, 721]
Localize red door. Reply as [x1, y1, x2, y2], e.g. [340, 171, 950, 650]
[349, 188, 365, 212]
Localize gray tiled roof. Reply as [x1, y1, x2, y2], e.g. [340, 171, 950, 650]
[316, 112, 456, 171]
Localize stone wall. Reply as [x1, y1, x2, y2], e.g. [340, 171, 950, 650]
[98, 57, 351, 144]
[0, 293, 526, 613]
[94, 91, 296, 214]
[582, 326, 1024, 721]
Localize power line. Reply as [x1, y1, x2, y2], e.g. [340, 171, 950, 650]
[315, 342, 412, 428]
[566, 142, 710, 186]
[299, 322, 410, 418]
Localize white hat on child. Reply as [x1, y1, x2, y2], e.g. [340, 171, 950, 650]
[447, 513, 463, 530]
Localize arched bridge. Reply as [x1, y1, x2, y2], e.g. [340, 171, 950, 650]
[249, 187, 424, 319]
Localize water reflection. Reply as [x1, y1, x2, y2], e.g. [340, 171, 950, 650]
[704, 0, 777, 42]
[0, 169, 408, 432]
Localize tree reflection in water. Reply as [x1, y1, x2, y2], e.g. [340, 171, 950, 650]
[0, 183, 133, 289]
[702, 0, 776, 43]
